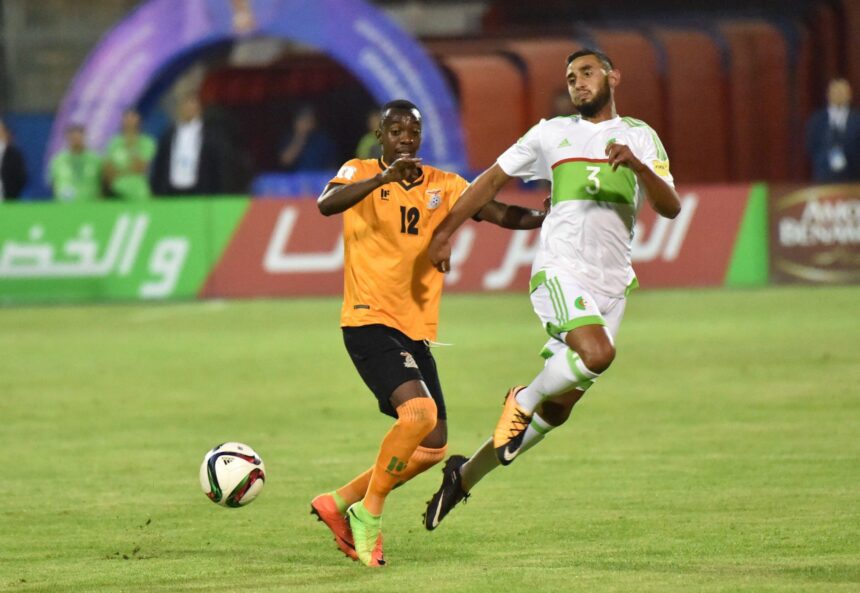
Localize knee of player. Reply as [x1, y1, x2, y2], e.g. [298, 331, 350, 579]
[399, 396, 438, 433]
[579, 342, 616, 374]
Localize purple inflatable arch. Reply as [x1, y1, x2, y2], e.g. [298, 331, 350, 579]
[48, 0, 467, 173]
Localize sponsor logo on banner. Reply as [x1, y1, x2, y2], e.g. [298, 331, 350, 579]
[631, 185, 751, 287]
[204, 184, 754, 297]
[0, 213, 189, 298]
[770, 184, 860, 284]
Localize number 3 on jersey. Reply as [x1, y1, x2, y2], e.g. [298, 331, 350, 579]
[400, 206, 420, 235]
[585, 165, 601, 195]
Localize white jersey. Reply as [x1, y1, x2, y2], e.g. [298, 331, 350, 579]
[497, 115, 674, 297]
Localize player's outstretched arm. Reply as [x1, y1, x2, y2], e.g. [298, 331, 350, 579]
[317, 157, 422, 216]
[429, 163, 511, 271]
[475, 197, 548, 230]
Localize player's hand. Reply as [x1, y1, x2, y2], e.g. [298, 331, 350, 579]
[605, 142, 644, 173]
[380, 157, 422, 183]
[428, 233, 452, 273]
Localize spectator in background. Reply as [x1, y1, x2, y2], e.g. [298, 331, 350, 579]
[50, 124, 102, 202]
[355, 110, 382, 159]
[279, 104, 338, 171]
[103, 109, 156, 201]
[0, 117, 27, 201]
[806, 78, 860, 183]
[150, 94, 226, 196]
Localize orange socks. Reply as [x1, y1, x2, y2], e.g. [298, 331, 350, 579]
[334, 445, 446, 511]
[394, 444, 446, 486]
[362, 397, 437, 516]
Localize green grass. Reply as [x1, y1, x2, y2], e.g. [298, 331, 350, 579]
[1, 286, 858, 593]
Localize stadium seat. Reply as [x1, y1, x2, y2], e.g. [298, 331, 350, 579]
[252, 172, 336, 197]
[792, 23, 814, 179]
[719, 20, 791, 181]
[808, 2, 840, 97]
[587, 28, 666, 139]
[652, 27, 731, 183]
[839, 0, 860, 96]
[440, 54, 526, 170]
[501, 38, 582, 124]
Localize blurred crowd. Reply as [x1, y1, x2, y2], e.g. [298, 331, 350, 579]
[2, 76, 860, 203]
[0, 92, 386, 203]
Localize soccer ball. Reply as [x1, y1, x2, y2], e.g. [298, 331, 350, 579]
[199, 442, 266, 507]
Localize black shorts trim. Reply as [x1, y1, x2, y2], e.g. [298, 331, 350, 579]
[342, 324, 447, 420]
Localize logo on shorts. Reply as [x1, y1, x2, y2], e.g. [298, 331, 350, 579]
[574, 296, 588, 311]
[401, 351, 418, 369]
[426, 189, 442, 209]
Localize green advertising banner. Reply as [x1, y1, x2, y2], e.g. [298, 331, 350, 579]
[0, 199, 249, 303]
[724, 183, 770, 287]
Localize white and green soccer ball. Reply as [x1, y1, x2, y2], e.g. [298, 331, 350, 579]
[199, 442, 266, 507]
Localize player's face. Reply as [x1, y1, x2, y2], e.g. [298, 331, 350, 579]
[377, 108, 422, 162]
[567, 55, 613, 118]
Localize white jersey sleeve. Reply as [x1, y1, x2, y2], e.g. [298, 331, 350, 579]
[496, 120, 551, 182]
[630, 126, 675, 188]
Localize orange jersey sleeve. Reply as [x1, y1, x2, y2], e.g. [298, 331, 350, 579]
[334, 159, 469, 341]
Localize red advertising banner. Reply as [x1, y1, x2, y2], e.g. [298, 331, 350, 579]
[769, 184, 860, 284]
[202, 184, 754, 297]
[633, 184, 752, 287]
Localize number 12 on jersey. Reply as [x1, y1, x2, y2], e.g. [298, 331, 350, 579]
[400, 206, 420, 235]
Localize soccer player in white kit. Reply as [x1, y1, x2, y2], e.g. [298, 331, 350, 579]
[423, 49, 682, 530]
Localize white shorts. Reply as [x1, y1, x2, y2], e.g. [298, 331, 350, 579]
[529, 268, 627, 359]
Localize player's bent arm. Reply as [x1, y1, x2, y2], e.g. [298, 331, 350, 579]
[318, 157, 422, 216]
[317, 178, 383, 216]
[606, 142, 681, 219]
[635, 165, 681, 219]
[434, 163, 512, 240]
[476, 200, 546, 230]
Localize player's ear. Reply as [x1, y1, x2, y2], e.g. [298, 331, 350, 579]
[608, 68, 621, 90]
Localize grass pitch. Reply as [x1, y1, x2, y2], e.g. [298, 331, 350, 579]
[1, 286, 858, 593]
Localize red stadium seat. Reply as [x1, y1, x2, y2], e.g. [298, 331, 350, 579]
[588, 29, 666, 140]
[502, 38, 582, 124]
[653, 27, 731, 183]
[440, 54, 526, 171]
[839, 0, 860, 96]
[809, 2, 841, 94]
[719, 20, 791, 181]
[794, 24, 814, 179]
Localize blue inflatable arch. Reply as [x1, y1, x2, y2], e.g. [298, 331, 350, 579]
[48, 0, 467, 174]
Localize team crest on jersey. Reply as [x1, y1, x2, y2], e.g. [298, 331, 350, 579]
[337, 165, 357, 180]
[574, 296, 588, 311]
[426, 189, 442, 209]
[401, 351, 419, 369]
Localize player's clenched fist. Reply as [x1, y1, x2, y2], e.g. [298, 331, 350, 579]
[428, 232, 451, 273]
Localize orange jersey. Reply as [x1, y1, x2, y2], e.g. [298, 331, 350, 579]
[329, 158, 469, 341]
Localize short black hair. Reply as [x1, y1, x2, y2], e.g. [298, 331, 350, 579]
[380, 99, 421, 120]
[567, 49, 614, 71]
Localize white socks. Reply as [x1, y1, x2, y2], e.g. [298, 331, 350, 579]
[515, 348, 600, 412]
[459, 413, 555, 491]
